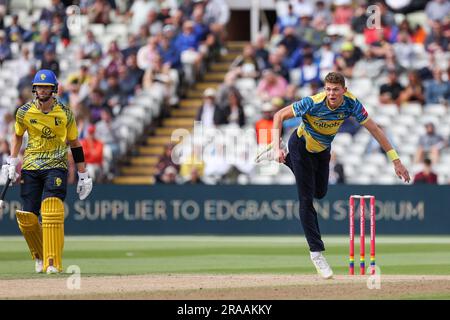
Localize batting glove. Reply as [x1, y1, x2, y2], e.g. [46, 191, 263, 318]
[77, 171, 93, 200]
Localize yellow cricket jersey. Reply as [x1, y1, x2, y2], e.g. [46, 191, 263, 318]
[291, 91, 369, 153]
[15, 99, 79, 170]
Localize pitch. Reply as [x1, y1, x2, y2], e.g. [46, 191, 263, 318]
[0, 236, 449, 299]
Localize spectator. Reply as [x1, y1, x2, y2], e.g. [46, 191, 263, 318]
[50, 14, 70, 47]
[351, 2, 368, 34]
[5, 14, 27, 43]
[216, 70, 240, 108]
[196, 87, 226, 127]
[413, 158, 438, 184]
[379, 69, 405, 105]
[155, 165, 178, 184]
[121, 34, 141, 59]
[278, 27, 301, 58]
[291, 0, 314, 18]
[317, 37, 336, 75]
[393, 31, 419, 70]
[335, 41, 363, 78]
[424, 68, 450, 105]
[16, 46, 37, 79]
[17, 65, 38, 95]
[425, 20, 449, 52]
[184, 167, 205, 184]
[80, 124, 104, 181]
[222, 89, 245, 127]
[332, 0, 353, 25]
[256, 69, 288, 102]
[179, 0, 194, 18]
[95, 109, 121, 163]
[40, 48, 60, 77]
[268, 46, 290, 81]
[144, 8, 163, 36]
[192, 5, 210, 43]
[128, 0, 157, 33]
[415, 122, 445, 165]
[329, 151, 345, 184]
[425, 0, 450, 23]
[158, 26, 182, 71]
[86, 89, 109, 123]
[88, 0, 111, 25]
[33, 27, 56, 61]
[40, 0, 66, 25]
[0, 31, 12, 65]
[229, 43, 263, 79]
[142, 54, 175, 110]
[253, 34, 270, 70]
[156, 144, 180, 178]
[78, 30, 102, 60]
[273, 3, 299, 35]
[255, 102, 275, 145]
[299, 54, 321, 87]
[398, 70, 425, 106]
[313, 1, 332, 25]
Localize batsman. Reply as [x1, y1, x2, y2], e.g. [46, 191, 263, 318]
[1, 69, 93, 274]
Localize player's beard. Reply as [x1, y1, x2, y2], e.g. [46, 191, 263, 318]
[36, 93, 53, 102]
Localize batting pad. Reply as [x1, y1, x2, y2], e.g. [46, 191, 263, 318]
[41, 197, 65, 272]
[16, 210, 43, 260]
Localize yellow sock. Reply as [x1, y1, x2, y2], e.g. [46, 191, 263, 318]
[41, 197, 65, 273]
[16, 210, 43, 260]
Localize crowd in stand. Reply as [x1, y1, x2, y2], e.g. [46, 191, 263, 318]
[0, 0, 230, 184]
[156, 0, 450, 185]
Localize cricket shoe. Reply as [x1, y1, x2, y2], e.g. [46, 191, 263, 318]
[46, 266, 60, 274]
[310, 252, 333, 279]
[35, 259, 43, 273]
[255, 140, 287, 163]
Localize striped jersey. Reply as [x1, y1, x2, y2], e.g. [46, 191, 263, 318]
[291, 91, 369, 153]
[15, 99, 79, 170]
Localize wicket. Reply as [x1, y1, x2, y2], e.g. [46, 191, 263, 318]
[349, 195, 376, 275]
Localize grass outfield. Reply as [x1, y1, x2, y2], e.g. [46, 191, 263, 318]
[0, 235, 449, 279]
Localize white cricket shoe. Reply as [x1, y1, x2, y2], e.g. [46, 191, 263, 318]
[46, 266, 60, 274]
[255, 140, 287, 163]
[310, 252, 333, 279]
[35, 259, 43, 273]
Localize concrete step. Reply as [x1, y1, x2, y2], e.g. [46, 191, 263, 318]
[172, 108, 198, 117]
[138, 145, 165, 155]
[195, 82, 220, 91]
[227, 41, 247, 52]
[204, 72, 227, 82]
[147, 136, 173, 145]
[180, 99, 202, 108]
[130, 156, 159, 166]
[163, 117, 194, 127]
[222, 52, 239, 62]
[186, 90, 203, 99]
[121, 166, 157, 175]
[210, 62, 230, 72]
[113, 176, 155, 185]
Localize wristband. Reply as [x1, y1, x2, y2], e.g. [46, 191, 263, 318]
[387, 149, 399, 162]
[71, 146, 85, 163]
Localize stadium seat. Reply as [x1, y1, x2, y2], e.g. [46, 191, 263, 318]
[424, 104, 447, 117]
[401, 103, 422, 116]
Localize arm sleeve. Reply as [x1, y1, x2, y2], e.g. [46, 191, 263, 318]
[66, 108, 79, 140]
[292, 97, 313, 118]
[14, 108, 26, 136]
[351, 98, 369, 124]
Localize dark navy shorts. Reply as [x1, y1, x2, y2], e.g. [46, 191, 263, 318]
[20, 169, 68, 215]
